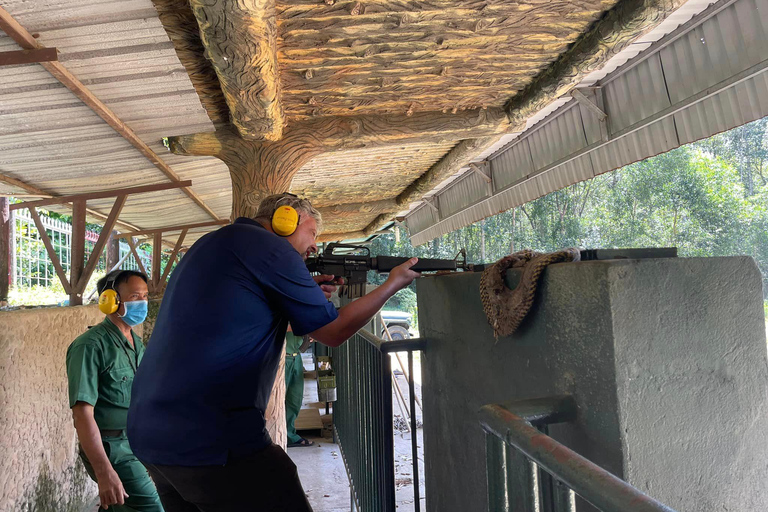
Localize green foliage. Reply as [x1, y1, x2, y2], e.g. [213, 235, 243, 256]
[8, 270, 106, 307]
[8, 282, 67, 307]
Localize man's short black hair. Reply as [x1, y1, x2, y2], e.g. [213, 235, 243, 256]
[97, 270, 148, 295]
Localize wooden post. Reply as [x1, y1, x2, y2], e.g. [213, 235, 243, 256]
[0, 198, 9, 303]
[152, 232, 162, 292]
[69, 199, 86, 306]
[106, 230, 120, 270]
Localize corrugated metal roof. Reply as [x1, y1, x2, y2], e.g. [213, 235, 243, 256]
[0, 0, 230, 235]
[406, 0, 768, 246]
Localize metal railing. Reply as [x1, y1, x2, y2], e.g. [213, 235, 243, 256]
[332, 328, 425, 512]
[479, 396, 678, 512]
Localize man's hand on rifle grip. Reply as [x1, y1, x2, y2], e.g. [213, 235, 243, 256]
[313, 274, 345, 299]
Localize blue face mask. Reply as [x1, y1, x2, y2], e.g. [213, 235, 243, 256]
[119, 300, 148, 327]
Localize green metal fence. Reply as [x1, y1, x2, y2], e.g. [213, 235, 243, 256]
[332, 328, 425, 512]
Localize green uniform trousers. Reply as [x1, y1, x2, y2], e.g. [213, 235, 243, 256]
[80, 433, 164, 512]
[285, 354, 305, 444]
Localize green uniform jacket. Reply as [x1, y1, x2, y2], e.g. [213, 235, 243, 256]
[66, 317, 144, 430]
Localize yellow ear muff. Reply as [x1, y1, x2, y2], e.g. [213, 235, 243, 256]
[99, 288, 120, 315]
[272, 205, 300, 237]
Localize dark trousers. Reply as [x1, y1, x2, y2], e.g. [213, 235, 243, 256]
[142, 444, 313, 512]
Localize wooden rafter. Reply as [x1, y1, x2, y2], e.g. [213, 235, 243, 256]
[116, 220, 229, 239]
[160, 229, 188, 284]
[9, 181, 193, 211]
[0, 172, 142, 232]
[316, 199, 400, 217]
[0, 5, 221, 222]
[76, 196, 127, 293]
[125, 237, 149, 278]
[0, 47, 57, 66]
[189, 0, 283, 141]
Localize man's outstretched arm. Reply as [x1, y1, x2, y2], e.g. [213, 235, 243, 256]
[309, 258, 420, 347]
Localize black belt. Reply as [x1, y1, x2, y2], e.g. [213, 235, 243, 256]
[287, 352, 300, 357]
[101, 429, 124, 437]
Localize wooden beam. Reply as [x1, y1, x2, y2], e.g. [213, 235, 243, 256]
[468, 162, 492, 183]
[0, 193, 53, 198]
[189, 0, 284, 141]
[9, 180, 193, 211]
[125, 237, 149, 278]
[76, 195, 127, 293]
[105, 230, 120, 270]
[166, 107, 509, 219]
[152, 232, 162, 291]
[0, 172, 142, 232]
[0, 47, 57, 66]
[1, 198, 11, 301]
[27, 207, 72, 295]
[316, 230, 367, 243]
[422, 197, 439, 213]
[570, 89, 607, 121]
[0, 5, 221, 222]
[116, 219, 229, 239]
[505, 0, 687, 128]
[70, 200, 86, 305]
[316, 199, 400, 216]
[167, 108, 509, 157]
[397, 136, 502, 208]
[160, 229, 187, 284]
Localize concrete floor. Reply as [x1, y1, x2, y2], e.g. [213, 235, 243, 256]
[289, 433, 352, 512]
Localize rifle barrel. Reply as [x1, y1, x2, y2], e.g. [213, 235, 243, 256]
[373, 256, 458, 273]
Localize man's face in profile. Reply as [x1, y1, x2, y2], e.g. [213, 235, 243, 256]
[286, 216, 318, 261]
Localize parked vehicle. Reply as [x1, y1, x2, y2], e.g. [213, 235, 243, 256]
[380, 310, 412, 340]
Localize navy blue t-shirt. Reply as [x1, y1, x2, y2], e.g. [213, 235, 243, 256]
[127, 218, 338, 465]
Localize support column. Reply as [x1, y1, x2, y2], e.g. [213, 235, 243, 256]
[0, 198, 10, 304]
[106, 230, 120, 270]
[152, 232, 162, 292]
[69, 199, 86, 306]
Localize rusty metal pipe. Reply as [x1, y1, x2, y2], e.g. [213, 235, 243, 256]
[479, 402, 679, 512]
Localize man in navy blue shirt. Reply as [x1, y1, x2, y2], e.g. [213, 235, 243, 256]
[127, 194, 419, 511]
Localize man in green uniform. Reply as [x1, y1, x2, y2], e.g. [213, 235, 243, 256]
[66, 270, 163, 511]
[285, 328, 313, 447]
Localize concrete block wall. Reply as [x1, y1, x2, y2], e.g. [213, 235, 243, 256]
[0, 305, 107, 512]
[416, 256, 768, 512]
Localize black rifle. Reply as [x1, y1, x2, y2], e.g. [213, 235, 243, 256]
[306, 243, 474, 298]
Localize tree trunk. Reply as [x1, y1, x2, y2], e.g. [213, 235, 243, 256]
[265, 345, 287, 449]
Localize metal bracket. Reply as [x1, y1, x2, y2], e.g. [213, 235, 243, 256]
[469, 161, 494, 196]
[570, 88, 608, 121]
[422, 196, 439, 213]
[468, 162, 492, 183]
